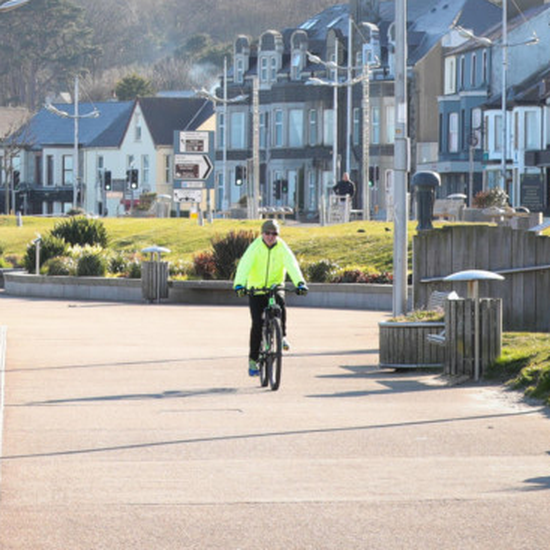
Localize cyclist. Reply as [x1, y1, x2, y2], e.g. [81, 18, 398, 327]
[233, 219, 308, 376]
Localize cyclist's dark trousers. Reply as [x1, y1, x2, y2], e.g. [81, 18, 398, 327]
[248, 292, 286, 361]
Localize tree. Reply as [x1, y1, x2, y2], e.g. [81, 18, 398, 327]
[0, 0, 99, 109]
[114, 73, 155, 100]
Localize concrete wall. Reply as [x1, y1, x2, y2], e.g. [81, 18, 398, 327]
[4, 273, 400, 311]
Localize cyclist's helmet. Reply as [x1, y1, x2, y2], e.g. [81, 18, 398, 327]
[261, 219, 280, 234]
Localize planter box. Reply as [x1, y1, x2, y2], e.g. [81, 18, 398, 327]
[379, 321, 445, 369]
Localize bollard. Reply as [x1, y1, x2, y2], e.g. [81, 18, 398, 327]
[411, 171, 441, 231]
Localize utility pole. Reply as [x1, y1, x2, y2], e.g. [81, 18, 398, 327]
[73, 75, 79, 209]
[251, 76, 260, 219]
[393, 0, 409, 317]
[501, 0, 508, 199]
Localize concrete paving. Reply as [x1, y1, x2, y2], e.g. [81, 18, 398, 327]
[0, 294, 550, 549]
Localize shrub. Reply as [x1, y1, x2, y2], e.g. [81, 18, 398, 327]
[4, 254, 23, 267]
[108, 253, 129, 275]
[0, 242, 4, 256]
[211, 230, 256, 280]
[331, 267, 393, 284]
[192, 250, 216, 280]
[169, 259, 193, 279]
[473, 187, 509, 208]
[42, 256, 76, 276]
[51, 216, 108, 247]
[24, 235, 68, 272]
[304, 258, 340, 283]
[126, 259, 142, 279]
[76, 249, 107, 277]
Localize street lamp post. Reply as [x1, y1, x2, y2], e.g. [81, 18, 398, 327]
[45, 75, 99, 210]
[197, 61, 248, 215]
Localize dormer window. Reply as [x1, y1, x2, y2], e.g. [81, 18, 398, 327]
[259, 30, 283, 88]
[291, 52, 302, 80]
[290, 30, 307, 81]
[236, 58, 244, 84]
[234, 35, 250, 85]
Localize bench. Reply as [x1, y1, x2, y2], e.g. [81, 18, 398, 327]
[425, 290, 459, 347]
[433, 199, 464, 221]
[259, 206, 294, 220]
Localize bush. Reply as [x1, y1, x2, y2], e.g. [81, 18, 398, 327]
[473, 187, 509, 208]
[192, 250, 216, 280]
[169, 259, 193, 279]
[304, 258, 340, 283]
[51, 216, 108, 247]
[108, 253, 129, 275]
[24, 235, 68, 272]
[126, 259, 142, 279]
[76, 249, 107, 277]
[0, 242, 5, 256]
[331, 267, 393, 284]
[211, 230, 256, 280]
[42, 256, 76, 276]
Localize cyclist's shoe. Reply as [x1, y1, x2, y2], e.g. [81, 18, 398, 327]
[282, 337, 291, 351]
[248, 359, 260, 376]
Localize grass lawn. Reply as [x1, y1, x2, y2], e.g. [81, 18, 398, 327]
[0, 215, 405, 271]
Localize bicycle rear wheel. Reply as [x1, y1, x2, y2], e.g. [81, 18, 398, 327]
[267, 317, 283, 391]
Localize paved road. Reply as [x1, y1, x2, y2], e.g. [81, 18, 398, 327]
[1, 294, 550, 549]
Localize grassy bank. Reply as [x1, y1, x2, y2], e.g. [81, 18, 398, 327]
[0, 216, 404, 271]
[486, 333, 550, 406]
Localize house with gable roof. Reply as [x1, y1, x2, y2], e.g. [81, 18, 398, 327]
[85, 96, 214, 216]
[1, 96, 214, 216]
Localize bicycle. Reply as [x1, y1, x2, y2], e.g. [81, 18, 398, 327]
[247, 285, 286, 391]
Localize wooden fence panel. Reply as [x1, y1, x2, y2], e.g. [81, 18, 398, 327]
[536, 235, 550, 331]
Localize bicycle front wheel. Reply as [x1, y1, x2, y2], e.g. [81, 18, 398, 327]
[267, 317, 283, 391]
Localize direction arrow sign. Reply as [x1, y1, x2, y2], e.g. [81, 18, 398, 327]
[174, 154, 213, 181]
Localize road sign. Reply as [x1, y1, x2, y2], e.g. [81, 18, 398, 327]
[178, 131, 209, 153]
[174, 154, 213, 181]
[177, 181, 205, 189]
[174, 189, 203, 203]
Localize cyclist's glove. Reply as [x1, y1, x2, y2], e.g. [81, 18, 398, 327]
[296, 282, 309, 296]
[234, 285, 246, 298]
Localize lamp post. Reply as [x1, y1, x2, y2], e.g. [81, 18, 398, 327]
[45, 75, 99, 209]
[197, 59, 248, 214]
[307, 52, 366, 212]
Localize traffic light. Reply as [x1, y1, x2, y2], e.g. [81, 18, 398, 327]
[281, 179, 289, 194]
[104, 170, 112, 191]
[273, 179, 282, 200]
[235, 165, 246, 186]
[127, 169, 138, 189]
[13, 170, 20, 188]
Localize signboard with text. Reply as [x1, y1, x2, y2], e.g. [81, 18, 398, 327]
[521, 174, 545, 212]
[173, 131, 214, 190]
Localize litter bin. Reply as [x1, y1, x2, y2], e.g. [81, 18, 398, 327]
[411, 171, 441, 230]
[443, 270, 504, 380]
[141, 246, 170, 303]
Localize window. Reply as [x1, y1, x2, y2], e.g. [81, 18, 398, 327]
[141, 155, 149, 185]
[134, 113, 142, 141]
[274, 109, 283, 147]
[444, 57, 456, 95]
[270, 57, 277, 81]
[448, 112, 459, 152]
[260, 57, 268, 82]
[230, 112, 246, 149]
[308, 171, 317, 210]
[308, 110, 317, 145]
[353, 108, 361, 145]
[164, 154, 171, 183]
[495, 114, 502, 152]
[260, 112, 268, 148]
[470, 54, 477, 87]
[471, 108, 482, 149]
[34, 155, 42, 185]
[323, 109, 334, 145]
[236, 58, 244, 83]
[525, 111, 538, 150]
[62, 155, 73, 185]
[47, 155, 54, 186]
[291, 52, 301, 80]
[372, 107, 380, 144]
[459, 56, 465, 89]
[217, 112, 225, 148]
[385, 106, 395, 144]
[288, 109, 303, 147]
[482, 50, 488, 83]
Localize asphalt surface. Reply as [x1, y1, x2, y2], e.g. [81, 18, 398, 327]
[1, 294, 550, 549]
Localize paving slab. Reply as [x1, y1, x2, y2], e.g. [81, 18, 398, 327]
[0, 294, 550, 549]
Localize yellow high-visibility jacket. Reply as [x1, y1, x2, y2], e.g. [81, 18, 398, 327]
[233, 237, 305, 290]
